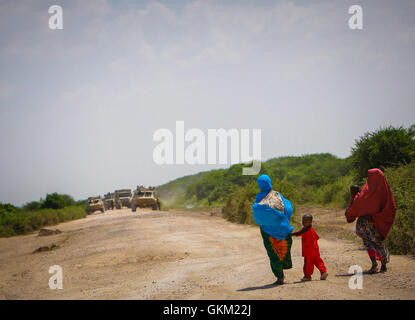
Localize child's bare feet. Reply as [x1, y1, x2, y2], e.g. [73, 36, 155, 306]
[301, 277, 312, 282]
[320, 272, 328, 280]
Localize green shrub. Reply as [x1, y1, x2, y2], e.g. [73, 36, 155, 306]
[351, 125, 415, 181]
[42, 193, 67, 209]
[76, 199, 87, 206]
[222, 179, 298, 226]
[223, 183, 257, 224]
[61, 194, 76, 207]
[23, 201, 42, 211]
[0, 204, 86, 238]
[385, 163, 415, 255]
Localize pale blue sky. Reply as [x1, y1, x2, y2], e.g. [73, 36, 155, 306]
[1, 0, 414, 205]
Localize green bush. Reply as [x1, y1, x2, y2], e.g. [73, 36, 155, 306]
[42, 193, 67, 209]
[223, 183, 257, 224]
[385, 163, 415, 255]
[0, 201, 86, 238]
[223, 179, 298, 226]
[351, 125, 415, 181]
[23, 201, 42, 211]
[314, 174, 354, 207]
[76, 199, 87, 206]
[61, 194, 76, 207]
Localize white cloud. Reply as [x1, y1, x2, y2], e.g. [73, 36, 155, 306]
[1, 0, 415, 205]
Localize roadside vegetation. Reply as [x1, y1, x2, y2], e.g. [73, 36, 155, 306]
[158, 125, 415, 255]
[2, 125, 414, 255]
[385, 163, 415, 254]
[0, 193, 86, 237]
[156, 171, 209, 209]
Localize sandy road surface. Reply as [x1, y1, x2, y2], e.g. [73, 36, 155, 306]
[0, 207, 414, 300]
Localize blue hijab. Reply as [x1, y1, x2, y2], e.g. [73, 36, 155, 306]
[255, 174, 273, 203]
[252, 174, 294, 240]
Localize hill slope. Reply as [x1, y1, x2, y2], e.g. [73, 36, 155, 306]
[157, 153, 354, 209]
[156, 171, 209, 207]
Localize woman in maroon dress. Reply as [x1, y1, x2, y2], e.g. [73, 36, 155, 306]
[345, 169, 396, 273]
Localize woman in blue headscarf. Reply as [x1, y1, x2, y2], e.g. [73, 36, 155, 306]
[252, 174, 294, 284]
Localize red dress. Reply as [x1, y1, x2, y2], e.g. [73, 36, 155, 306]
[345, 169, 396, 239]
[293, 226, 327, 278]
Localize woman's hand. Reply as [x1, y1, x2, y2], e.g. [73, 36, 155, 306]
[344, 206, 356, 223]
[345, 208, 356, 223]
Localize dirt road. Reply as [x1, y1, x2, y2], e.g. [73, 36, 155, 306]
[0, 207, 414, 300]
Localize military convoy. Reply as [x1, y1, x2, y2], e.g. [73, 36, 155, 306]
[131, 186, 161, 211]
[114, 189, 132, 209]
[86, 186, 160, 213]
[86, 196, 105, 214]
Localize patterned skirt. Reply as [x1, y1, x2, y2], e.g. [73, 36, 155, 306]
[260, 228, 292, 279]
[356, 215, 390, 263]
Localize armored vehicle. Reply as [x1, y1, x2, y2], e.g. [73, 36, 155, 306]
[114, 189, 132, 209]
[131, 186, 160, 211]
[86, 196, 105, 214]
[103, 192, 115, 210]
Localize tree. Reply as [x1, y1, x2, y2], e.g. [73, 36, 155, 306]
[42, 193, 66, 209]
[23, 201, 42, 211]
[0, 203, 18, 214]
[61, 194, 76, 207]
[351, 125, 415, 181]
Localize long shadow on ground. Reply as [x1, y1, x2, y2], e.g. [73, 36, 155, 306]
[237, 282, 281, 292]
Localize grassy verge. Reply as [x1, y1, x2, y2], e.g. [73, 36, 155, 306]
[385, 163, 415, 255]
[0, 205, 86, 237]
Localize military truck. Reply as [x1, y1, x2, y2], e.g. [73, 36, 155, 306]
[131, 186, 160, 211]
[103, 192, 115, 210]
[86, 196, 105, 214]
[114, 189, 132, 209]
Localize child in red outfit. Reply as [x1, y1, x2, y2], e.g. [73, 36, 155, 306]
[292, 214, 328, 281]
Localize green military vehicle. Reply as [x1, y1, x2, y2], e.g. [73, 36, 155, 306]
[103, 192, 115, 210]
[114, 189, 132, 209]
[131, 186, 160, 211]
[86, 196, 105, 214]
